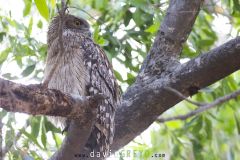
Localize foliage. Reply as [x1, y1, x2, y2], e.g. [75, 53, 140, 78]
[0, 0, 240, 159]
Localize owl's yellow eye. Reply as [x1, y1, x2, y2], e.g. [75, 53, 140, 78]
[75, 20, 81, 26]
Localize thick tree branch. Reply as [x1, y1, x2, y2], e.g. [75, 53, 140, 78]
[0, 78, 103, 120]
[111, 0, 204, 152]
[139, 0, 203, 81]
[0, 78, 105, 159]
[50, 0, 207, 158]
[112, 36, 240, 152]
[50, 120, 95, 160]
[1, 0, 240, 159]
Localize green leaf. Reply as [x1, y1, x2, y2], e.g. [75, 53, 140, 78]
[5, 129, 15, 149]
[125, 73, 136, 85]
[44, 117, 61, 133]
[234, 113, 240, 135]
[94, 0, 108, 10]
[233, 0, 240, 12]
[29, 150, 41, 159]
[97, 37, 109, 46]
[37, 20, 43, 28]
[34, 0, 49, 21]
[21, 64, 36, 77]
[2, 73, 18, 80]
[171, 145, 180, 158]
[182, 44, 197, 58]
[205, 117, 212, 140]
[93, 26, 100, 42]
[125, 42, 132, 54]
[0, 110, 7, 119]
[130, 0, 147, 9]
[0, 32, 6, 42]
[192, 116, 203, 134]
[191, 139, 203, 160]
[30, 117, 40, 138]
[145, 21, 160, 34]
[15, 55, 23, 68]
[52, 132, 61, 149]
[50, 0, 56, 8]
[41, 123, 47, 149]
[202, 28, 217, 39]
[23, 0, 32, 16]
[114, 70, 124, 82]
[0, 47, 11, 63]
[133, 9, 143, 26]
[198, 39, 214, 46]
[124, 10, 132, 26]
[21, 129, 44, 149]
[28, 17, 33, 34]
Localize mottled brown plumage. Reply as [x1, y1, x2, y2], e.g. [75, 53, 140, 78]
[44, 14, 120, 157]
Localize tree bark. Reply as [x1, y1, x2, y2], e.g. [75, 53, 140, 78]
[1, 0, 240, 159]
[0, 78, 104, 119]
[112, 37, 240, 152]
[0, 78, 103, 160]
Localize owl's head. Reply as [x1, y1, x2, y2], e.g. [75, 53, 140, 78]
[63, 15, 90, 32]
[47, 14, 91, 46]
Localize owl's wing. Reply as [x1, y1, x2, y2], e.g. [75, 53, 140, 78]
[81, 36, 120, 104]
[80, 35, 120, 153]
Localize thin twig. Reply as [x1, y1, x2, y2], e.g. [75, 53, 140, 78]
[68, 6, 104, 24]
[164, 87, 207, 106]
[158, 89, 240, 122]
[42, 0, 69, 88]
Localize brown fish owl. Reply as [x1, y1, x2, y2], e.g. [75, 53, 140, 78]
[44, 14, 120, 156]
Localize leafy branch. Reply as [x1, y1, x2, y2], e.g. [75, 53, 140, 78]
[157, 88, 240, 122]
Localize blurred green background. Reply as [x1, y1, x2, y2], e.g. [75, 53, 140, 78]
[0, 0, 240, 159]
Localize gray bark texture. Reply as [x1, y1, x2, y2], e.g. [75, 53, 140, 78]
[0, 0, 240, 159]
